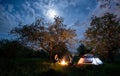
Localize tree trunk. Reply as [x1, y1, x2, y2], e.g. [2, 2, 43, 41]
[50, 49, 53, 62]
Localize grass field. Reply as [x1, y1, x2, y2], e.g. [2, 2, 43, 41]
[0, 58, 120, 76]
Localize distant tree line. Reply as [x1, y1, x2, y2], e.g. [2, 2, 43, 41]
[0, 39, 49, 58]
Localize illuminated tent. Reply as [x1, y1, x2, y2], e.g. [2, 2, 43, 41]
[77, 54, 103, 65]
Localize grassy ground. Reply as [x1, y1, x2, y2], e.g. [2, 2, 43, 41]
[0, 58, 120, 76]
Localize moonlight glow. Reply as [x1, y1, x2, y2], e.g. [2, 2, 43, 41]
[46, 9, 58, 19]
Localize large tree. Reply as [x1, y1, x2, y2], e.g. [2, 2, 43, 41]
[11, 17, 77, 60]
[85, 13, 120, 62]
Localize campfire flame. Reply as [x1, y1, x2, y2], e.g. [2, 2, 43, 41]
[60, 60, 68, 66]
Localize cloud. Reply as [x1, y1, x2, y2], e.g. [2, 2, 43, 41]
[34, 0, 95, 20]
[0, 2, 36, 39]
[0, 0, 97, 40]
[7, 4, 14, 12]
[92, 0, 120, 17]
[0, 4, 17, 33]
[37, 0, 78, 8]
[114, 0, 120, 3]
[21, 2, 36, 24]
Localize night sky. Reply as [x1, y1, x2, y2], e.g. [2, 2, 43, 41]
[0, 0, 120, 40]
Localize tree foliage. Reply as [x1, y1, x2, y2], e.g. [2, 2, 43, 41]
[77, 44, 92, 56]
[85, 13, 120, 61]
[11, 17, 77, 59]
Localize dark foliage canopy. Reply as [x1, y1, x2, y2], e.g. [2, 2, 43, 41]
[85, 13, 120, 57]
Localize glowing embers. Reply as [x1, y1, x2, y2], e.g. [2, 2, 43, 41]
[60, 59, 68, 66]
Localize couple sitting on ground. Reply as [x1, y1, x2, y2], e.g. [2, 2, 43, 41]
[54, 54, 74, 65]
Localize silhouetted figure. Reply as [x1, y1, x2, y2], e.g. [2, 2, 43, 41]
[69, 54, 74, 65]
[53, 54, 60, 63]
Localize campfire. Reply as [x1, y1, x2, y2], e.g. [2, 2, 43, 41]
[55, 54, 71, 66]
[60, 59, 68, 66]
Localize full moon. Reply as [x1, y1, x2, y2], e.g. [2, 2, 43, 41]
[46, 9, 58, 19]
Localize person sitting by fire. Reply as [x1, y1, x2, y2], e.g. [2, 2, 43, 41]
[54, 54, 60, 63]
[69, 54, 74, 65]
